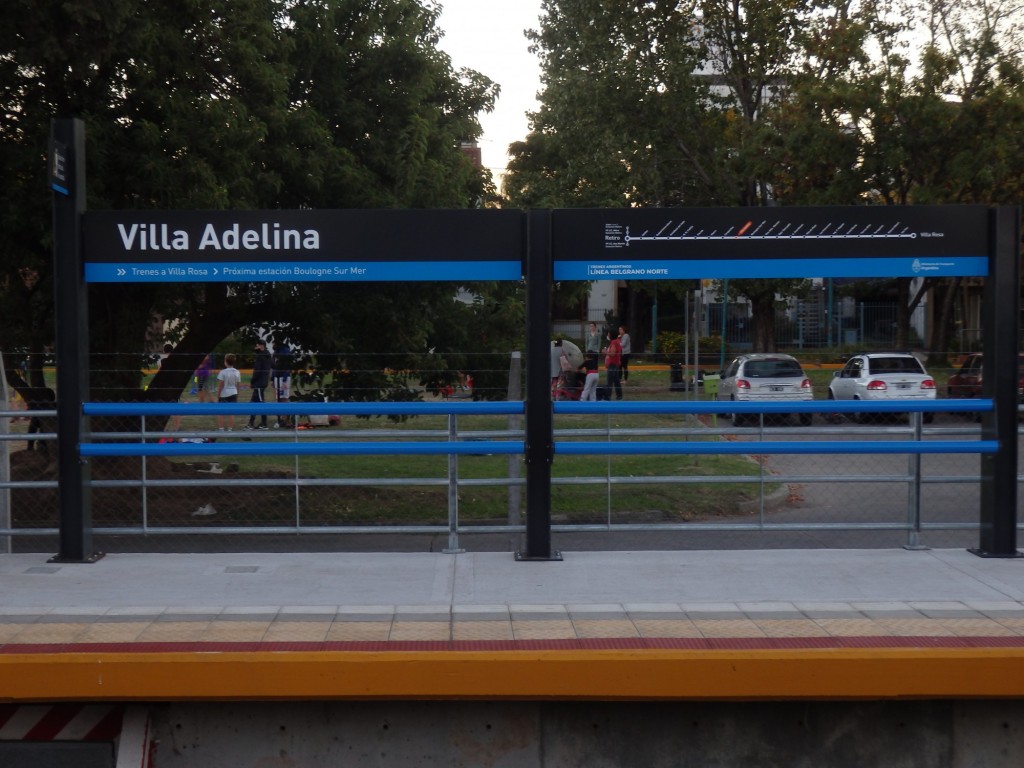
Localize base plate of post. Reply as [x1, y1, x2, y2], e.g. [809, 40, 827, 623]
[514, 550, 563, 562]
[968, 548, 1023, 559]
[48, 551, 106, 564]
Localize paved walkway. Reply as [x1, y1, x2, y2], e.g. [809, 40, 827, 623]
[1, 548, 1022, 701]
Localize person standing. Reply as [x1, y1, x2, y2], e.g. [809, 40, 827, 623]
[246, 340, 271, 430]
[272, 341, 293, 428]
[216, 353, 241, 431]
[584, 322, 601, 366]
[580, 354, 599, 401]
[618, 325, 632, 383]
[604, 330, 623, 401]
[550, 340, 567, 400]
[194, 354, 213, 402]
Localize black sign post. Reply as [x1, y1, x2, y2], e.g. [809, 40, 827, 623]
[973, 206, 1022, 558]
[519, 209, 559, 560]
[50, 118, 99, 563]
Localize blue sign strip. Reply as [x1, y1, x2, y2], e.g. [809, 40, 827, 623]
[85, 260, 523, 283]
[553, 256, 988, 281]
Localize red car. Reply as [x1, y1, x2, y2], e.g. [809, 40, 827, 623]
[946, 353, 1024, 400]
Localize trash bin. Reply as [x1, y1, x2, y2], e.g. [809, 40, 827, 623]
[669, 362, 685, 391]
[703, 374, 720, 400]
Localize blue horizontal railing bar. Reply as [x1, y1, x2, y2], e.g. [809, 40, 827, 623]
[556, 440, 999, 456]
[77, 399, 995, 460]
[79, 441, 524, 457]
[556, 399, 992, 415]
[84, 401, 523, 417]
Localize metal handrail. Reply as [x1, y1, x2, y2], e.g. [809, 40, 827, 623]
[0, 399, 1009, 548]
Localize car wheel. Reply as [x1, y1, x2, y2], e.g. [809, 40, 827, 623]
[825, 391, 842, 423]
[923, 412, 934, 424]
[851, 399, 865, 424]
[714, 396, 729, 420]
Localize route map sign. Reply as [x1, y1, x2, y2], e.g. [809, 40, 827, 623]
[82, 209, 524, 283]
[552, 205, 990, 280]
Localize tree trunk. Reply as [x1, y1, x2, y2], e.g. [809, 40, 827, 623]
[750, 297, 776, 352]
[894, 277, 911, 349]
[926, 277, 961, 367]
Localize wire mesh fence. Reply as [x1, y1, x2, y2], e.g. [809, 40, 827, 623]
[1, 358, 1016, 555]
[558, 298, 932, 356]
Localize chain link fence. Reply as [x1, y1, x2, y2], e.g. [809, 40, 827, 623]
[1, 349, 1015, 554]
[558, 298, 932, 357]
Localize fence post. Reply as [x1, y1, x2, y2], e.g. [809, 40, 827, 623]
[444, 414, 463, 554]
[974, 206, 1021, 558]
[506, 351, 522, 527]
[904, 412, 926, 550]
[140, 416, 149, 533]
[520, 208, 560, 560]
[50, 117, 100, 563]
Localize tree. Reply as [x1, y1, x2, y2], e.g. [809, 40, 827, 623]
[758, 0, 1024, 358]
[0, 0, 509, 409]
[507, 0, 727, 209]
[509, 1, 858, 350]
[511, 0, 1024, 354]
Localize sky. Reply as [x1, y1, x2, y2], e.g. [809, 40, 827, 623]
[436, 0, 544, 183]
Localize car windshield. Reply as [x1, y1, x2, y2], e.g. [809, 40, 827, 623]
[869, 356, 925, 374]
[743, 359, 804, 378]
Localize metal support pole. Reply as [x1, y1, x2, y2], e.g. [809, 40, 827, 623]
[519, 209, 560, 560]
[972, 205, 1021, 558]
[651, 288, 658, 354]
[443, 414, 463, 553]
[683, 291, 690, 393]
[506, 351, 522, 527]
[904, 412, 927, 550]
[50, 118, 100, 563]
[719, 279, 728, 372]
[827, 278, 834, 349]
[693, 288, 700, 401]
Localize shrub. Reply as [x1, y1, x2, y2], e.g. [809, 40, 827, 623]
[656, 332, 723, 355]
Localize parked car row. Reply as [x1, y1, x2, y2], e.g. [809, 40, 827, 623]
[715, 351, 938, 426]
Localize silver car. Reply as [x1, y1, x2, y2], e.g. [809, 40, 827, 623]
[716, 353, 814, 426]
[828, 352, 936, 423]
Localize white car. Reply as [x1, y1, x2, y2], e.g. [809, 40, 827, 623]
[828, 352, 936, 422]
[716, 353, 814, 426]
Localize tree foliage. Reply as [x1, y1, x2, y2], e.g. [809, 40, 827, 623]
[507, 0, 1024, 354]
[0, 0, 510, 405]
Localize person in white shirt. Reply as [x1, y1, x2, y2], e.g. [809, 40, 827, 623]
[216, 353, 241, 431]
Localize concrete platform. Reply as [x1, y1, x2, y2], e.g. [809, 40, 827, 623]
[1, 548, 1022, 701]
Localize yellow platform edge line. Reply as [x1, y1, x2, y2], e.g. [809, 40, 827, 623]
[2, 648, 1023, 702]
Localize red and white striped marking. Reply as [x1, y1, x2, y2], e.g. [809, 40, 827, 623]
[0, 704, 123, 741]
